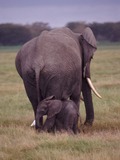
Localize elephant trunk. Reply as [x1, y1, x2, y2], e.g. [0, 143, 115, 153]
[82, 78, 94, 125]
[82, 61, 101, 125]
[35, 114, 42, 130]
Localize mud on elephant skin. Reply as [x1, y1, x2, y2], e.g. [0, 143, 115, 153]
[35, 96, 79, 134]
[15, 26, 101, 127]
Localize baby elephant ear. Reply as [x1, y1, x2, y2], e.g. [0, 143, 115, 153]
[47, 100, 62, 119]
[82, 27, 97, 49]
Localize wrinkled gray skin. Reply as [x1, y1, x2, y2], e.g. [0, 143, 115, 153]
[36, 96, 79, 134]
[15, 27, 97, 127]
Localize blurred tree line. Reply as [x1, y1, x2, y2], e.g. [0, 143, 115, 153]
[0, 22, 51, 45]
[66, 22, 120, 42]
[0, 21, 120, 45]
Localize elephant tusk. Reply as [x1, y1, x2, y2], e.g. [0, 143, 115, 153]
[87, 78, 102, 99]
[31, 120, 36, 127]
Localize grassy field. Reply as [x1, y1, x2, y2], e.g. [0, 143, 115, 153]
[0, 43, 120, 160]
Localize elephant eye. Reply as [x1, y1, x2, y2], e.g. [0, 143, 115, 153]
[39, 105, 47, 112]
[38, 109, 44, 115]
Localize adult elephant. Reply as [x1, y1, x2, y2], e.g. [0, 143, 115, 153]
[15, 27, 101, 128]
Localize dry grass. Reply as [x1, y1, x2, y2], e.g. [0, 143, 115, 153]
[0, 43, 120, 160]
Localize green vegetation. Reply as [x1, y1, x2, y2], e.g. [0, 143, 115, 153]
[0, 43, 120, 160]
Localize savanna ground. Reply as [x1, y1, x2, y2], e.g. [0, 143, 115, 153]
[0, 43, 120, 160]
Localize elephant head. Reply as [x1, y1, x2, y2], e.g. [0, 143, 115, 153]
[80, 27, 97, 78]
[35, 95, 62, 129]
[80, 27, 102, 99]
[78, 27, 102, 125]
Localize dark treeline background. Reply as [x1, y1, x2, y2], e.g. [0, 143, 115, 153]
[0, 21, 120, 45]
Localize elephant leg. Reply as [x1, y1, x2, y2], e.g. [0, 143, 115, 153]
[63, 115, 74, 134]
[82, 78, 94, 126]
[42, 117, 55, 132]
[72, 116, 79, 134]
[73, 124, 78, 134]
[55, 118, 63, 132]
[64, 124, 74, 134]
[55, 119, 63, 132]
[23, 76, 43, 126]
[70, 86, 81, 111]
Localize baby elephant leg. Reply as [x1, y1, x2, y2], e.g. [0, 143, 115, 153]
[63, 116, 76, 134]
[64, 111, 79, 134]
[42, 117, 55, 132]
[55, 119, 63, 132]
[73, 116, 79, 134]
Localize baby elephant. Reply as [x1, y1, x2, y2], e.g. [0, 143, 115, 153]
[35, 96, 79, 134]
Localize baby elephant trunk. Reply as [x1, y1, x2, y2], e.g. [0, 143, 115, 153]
[35, 114, 42, 130]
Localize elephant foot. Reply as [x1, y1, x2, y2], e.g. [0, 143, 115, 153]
[79, 119, 93, 133]
[84, 119, 94, 126]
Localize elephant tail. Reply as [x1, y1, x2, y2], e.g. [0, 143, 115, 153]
[35, 58, 44, 103]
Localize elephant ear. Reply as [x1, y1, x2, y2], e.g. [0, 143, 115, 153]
[82, 27, 97, 49]
[47, 100, 62, 119]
